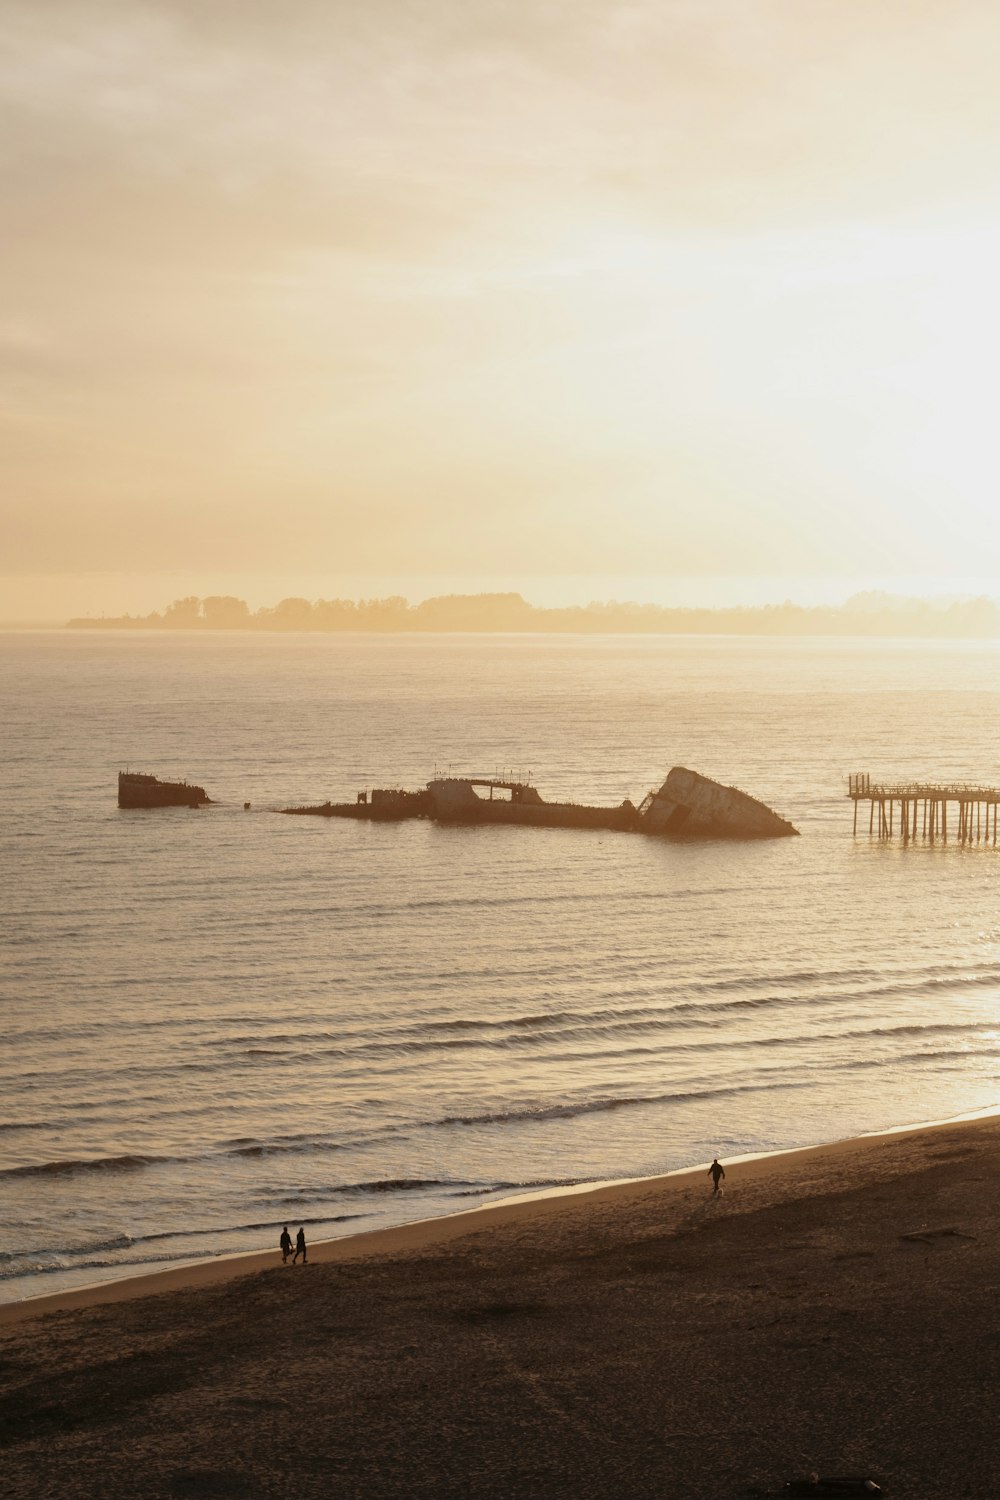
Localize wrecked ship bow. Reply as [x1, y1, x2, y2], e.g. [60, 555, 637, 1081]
[637, 766, 798, 838]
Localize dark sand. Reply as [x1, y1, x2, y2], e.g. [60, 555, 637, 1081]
[1, 1116, 997, 1499]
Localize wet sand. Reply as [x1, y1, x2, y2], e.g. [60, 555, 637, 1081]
[1, 1115, 997, 1498]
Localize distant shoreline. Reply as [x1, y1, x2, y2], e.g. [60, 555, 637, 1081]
[63, 589, 1000, 637]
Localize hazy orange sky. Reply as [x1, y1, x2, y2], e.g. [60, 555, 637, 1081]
[2, 0, 999, 619]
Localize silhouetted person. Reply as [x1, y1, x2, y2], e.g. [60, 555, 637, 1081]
[708, 1157, 725, 1195]
[279, 1225, 292, 1263]
[292, 1226, 307, 1264]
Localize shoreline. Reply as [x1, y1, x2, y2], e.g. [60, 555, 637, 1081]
[3, 1109, 997, 1498]
[4, 1107, 996, 1329]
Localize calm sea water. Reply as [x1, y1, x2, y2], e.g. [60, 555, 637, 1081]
[1, 631, 998, 1304]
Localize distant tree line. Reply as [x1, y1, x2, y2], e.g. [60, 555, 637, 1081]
[65, 590, 1000, 636]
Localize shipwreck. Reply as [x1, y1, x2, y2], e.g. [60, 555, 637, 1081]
[118, 771, 212, 809]
[636, 766, 798, 838]
[282, 767, 796, 839]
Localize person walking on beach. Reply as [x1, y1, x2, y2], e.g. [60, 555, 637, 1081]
[292, 1226, 307, 1264]
[279, 1226, 292, 1263]
[708, 1157, 725, 1195]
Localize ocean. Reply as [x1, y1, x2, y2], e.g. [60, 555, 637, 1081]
[1, 630, 998, 1305]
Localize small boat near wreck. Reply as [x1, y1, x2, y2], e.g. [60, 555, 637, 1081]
[118, 771, 212, 809]
[282, 767, 797, 839]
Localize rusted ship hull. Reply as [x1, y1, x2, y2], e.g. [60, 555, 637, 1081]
[282, 790, 430, 822]
[281, 768, 795, 839]
[638, 766, 797, 838]
[118, 772, 211, 809]
[428, 779, 634, 831]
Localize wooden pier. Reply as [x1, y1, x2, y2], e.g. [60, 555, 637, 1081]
[848, 773, 999, 843]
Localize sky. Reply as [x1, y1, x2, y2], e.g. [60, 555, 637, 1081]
[2, 0, 999, 620]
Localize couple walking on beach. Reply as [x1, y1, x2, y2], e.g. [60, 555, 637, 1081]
[280, 1226, 307, 1264]
[275, 1167, 724, 1268]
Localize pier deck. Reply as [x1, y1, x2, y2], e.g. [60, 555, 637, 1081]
[848, 773, 999, 842]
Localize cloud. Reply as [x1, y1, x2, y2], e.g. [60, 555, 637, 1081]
[6, 0, 999, 230]
[2, 0, 999, 584]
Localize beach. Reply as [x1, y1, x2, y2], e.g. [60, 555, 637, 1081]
[1, 1114, 997, 1498]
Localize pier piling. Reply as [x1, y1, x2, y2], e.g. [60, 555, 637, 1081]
[848, 774, 999, 844]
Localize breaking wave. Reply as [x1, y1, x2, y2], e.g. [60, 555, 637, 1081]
[0, 1153, 174, 1180]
